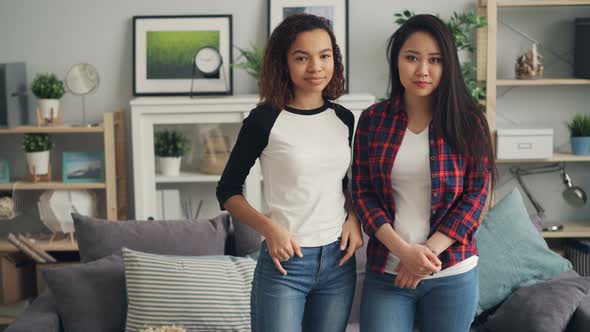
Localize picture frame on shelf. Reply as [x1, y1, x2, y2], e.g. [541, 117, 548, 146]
[0, 159, 9, 183]
[62, 152, 104, 183]
[268, 0, 349, 92]
[133, 15, 233, 96]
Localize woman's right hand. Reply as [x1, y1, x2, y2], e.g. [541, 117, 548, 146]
[264, 223, 303, 275]
[398, 243, 442, 277]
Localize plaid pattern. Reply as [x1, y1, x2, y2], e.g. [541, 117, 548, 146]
[352, 98, 491, 273]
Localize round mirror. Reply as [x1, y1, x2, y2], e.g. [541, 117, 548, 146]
[65, 63, 99, 95]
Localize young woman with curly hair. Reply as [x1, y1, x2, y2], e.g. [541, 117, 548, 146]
[217, 13, 363, 332]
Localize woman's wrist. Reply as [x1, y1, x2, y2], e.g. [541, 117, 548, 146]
[424, 243, 439, 256]
[375, 224, 410, 257]
[259, 217, 277, 239]
[394, 241, 412, 259]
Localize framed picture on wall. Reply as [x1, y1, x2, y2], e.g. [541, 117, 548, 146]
[62, 152, 104, 183]
[268, 0, 349, 92]
[133, 15, 233, 96]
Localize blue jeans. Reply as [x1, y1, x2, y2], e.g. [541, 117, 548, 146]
[251, 239, 356, 332]
[360, 267, 479, 332]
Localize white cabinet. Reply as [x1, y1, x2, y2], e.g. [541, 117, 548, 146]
[130, 94, 375, 220]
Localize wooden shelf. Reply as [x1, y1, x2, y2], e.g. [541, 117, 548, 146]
[496, 152, 590, 163]
[0, 237, 78, 252]
[497, 0, 590, 7]
[0, 316, 16, 325]
[0, 125, 104, 134]
[0, 182, 106, 190]
[543, 222, 590, 238]
[155, 172, 221, 184]
[497, 79, 590, 86]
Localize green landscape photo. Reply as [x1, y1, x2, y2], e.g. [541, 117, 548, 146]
[146, 30, 220, 79]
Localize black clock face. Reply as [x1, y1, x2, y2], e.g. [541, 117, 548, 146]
[195, 47, 222, 75]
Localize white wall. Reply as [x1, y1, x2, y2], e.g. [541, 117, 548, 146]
[1, 0, 588, 227]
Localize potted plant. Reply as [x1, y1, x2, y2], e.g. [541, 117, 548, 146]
[565, 114, 590, 155]
[154, 130, 191, 176]
[234, 43, 265, 85]
[23, 133, 53, 175]
[31, 73, 65, 121]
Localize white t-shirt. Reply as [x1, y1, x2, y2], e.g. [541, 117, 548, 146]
[217, 101, 355, 247]
[384, 128, 478, 278]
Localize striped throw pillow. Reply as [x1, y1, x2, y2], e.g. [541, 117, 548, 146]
[122, 248, 255, 332]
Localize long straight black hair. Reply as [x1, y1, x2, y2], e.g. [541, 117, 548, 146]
[387, 14, 497, 189]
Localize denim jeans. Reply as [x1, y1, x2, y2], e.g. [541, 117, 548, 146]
[251, 239, 356, 332]
[360, 267, 479, 332]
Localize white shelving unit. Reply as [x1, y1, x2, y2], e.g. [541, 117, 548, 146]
[130, 94, 376, 220]
[155, 172, 221, 184]
[477, 0, 590, 238]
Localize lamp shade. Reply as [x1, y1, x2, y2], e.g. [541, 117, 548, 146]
[38, 190, 97, 233]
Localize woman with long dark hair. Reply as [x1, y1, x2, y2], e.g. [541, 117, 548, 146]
[217, 14, 363, 332]
[352, 14, 496, 332]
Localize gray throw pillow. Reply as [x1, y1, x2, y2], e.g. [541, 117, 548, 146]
[42, 254, 126, 332]
[73, 213, 230, 263]
[483, 271, 590, 332]
[231, 215, 262, 256]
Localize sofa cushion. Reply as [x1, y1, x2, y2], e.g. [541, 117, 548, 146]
[42, 254, 126, 332]
[482, 270, 590, 332]
[569, 291, 590, 332]
[230, 215, 262, 256]
[474, 188, 572, 315]
[4, 290, 62, 332]
[73, 213, 230, 263]
[122, 248, 255, 332]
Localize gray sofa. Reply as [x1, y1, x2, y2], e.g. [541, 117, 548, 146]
[6, 212, 590, 332]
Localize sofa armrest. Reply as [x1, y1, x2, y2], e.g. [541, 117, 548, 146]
[5, 290, 62, 332]
[568, 294, 590, 332]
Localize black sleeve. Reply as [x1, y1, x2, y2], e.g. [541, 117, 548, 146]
[216, 104, 279, 210]
[331, 102, 355, 192]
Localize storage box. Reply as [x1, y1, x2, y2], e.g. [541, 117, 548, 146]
[575, 18, 590, 79]
[496, 128, 553, 160]
[566, 239, 590, 277]
[0, 253, 35, 304]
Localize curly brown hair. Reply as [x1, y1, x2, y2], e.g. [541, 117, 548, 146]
[259, 14, 345, 110]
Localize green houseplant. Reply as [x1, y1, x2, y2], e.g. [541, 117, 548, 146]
[23, 133, 53, 175]
[31, 73, 66, 123]
[394, 10, 487, 101]
[154, 130, 191, 176]
[234, 44, 265, 81]
[565, 114, 590, 155]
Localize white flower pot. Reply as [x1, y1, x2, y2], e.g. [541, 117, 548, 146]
[26, 150, 50, 175]
[157, 157, 182, 176]
[38, 99, 60, 120]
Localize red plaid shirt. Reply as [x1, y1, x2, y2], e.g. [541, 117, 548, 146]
[352, 98, 491, 273]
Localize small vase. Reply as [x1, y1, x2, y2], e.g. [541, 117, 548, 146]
[38, 99, 60, 120]
[157, 157, 182, 176]
[571, 136, 590, 155]
[26, 150, 50, 175]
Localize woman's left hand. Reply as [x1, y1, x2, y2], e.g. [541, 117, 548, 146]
[394, 262, 424, 289]
[339, 212, 364, 266]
